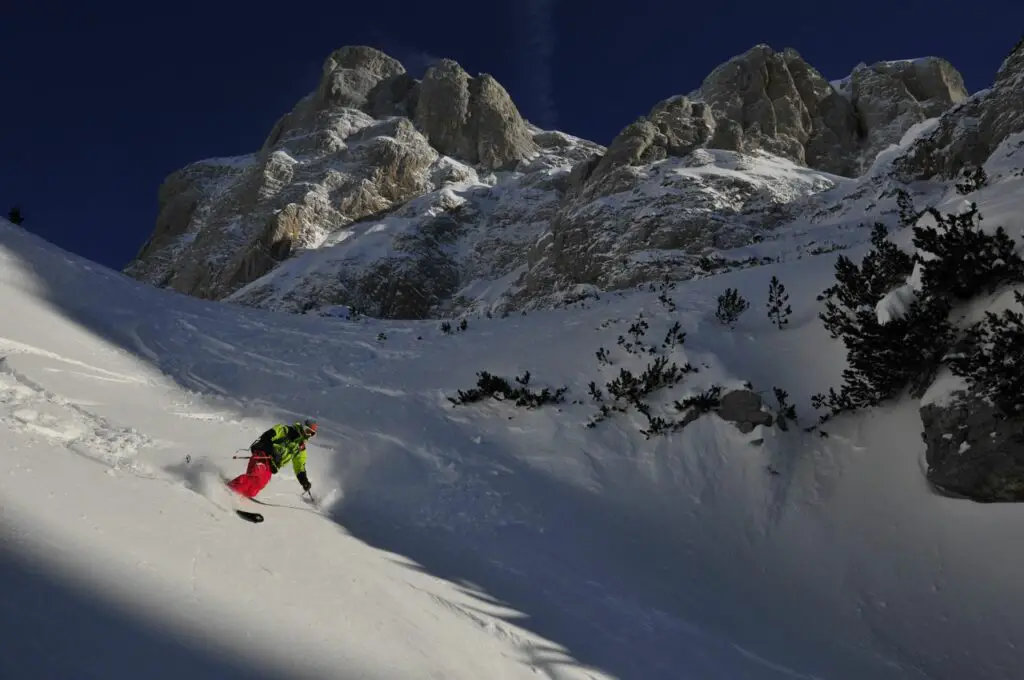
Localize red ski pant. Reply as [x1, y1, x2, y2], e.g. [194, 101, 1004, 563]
[227, 453, 272, 498]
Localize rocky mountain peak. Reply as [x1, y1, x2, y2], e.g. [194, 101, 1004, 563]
[688, 44, 968, 177]
[995, 34, 1024, 86]
[125, 44, 552, 302]
[414, 59, 538, 170]
[322, 45, 404, 76]
[894, 34, 1023, 181]
[319, 45, 407, 108]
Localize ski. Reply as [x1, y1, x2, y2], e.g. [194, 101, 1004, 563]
[236, 509, 264, 523]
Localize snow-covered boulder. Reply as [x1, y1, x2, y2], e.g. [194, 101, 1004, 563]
[920, 391, 1024, 502]
[716, 389, 774, 433]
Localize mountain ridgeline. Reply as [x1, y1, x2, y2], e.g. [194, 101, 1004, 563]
[125, 43, 978, 318]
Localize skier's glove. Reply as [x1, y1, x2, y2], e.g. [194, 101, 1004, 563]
[297, 470, 312, 492]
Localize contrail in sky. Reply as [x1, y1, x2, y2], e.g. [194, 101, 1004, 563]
[509, 0, 559, 130]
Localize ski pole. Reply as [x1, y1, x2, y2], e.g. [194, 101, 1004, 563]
[232, 455, 251, 460]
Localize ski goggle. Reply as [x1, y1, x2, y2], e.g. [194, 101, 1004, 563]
[302, 421, 318, 437]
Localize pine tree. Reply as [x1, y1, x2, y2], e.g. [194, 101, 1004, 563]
[895, 190, 921, 227]
[947, 289, 1024, 417]
[818, 224, 914, 339]
[912, 202, 1024, 299]
[715, 288, 749, 327]
[955, 165, 988, 195]
[814, 223, 952, 417]
[766, 276, 792, 329]
[7, 207, 23, 225]
[813, 293, 953, 417]
[813, 206, 1024, 420]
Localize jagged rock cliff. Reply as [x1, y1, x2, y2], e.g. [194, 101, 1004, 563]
[225, 127, 603, 318]
[125, 46, 543, 302]
[894, 36, 1024, 182]
[512, 149, 840, 307]
[680, 45, 968, 177]
[126, 41, 975, 317]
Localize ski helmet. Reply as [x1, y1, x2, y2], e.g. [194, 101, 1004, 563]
[301, 418, 318, 437]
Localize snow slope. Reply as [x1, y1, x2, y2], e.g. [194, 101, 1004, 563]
[2, 163, 1024, 679]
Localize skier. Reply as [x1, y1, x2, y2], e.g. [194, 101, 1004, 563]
[227, 418, 317, 499]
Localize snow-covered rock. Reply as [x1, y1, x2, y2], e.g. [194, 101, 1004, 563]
[513, 149, 846, 307]
[223, 130, 605, 318]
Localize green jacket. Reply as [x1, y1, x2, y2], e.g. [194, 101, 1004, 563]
[252, 423, 310, 475]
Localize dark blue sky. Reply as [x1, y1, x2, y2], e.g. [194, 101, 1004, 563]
[2, 1, 1021, 270]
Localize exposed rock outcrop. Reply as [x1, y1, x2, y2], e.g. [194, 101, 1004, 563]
[514, 148, 840, 306]
[261, 46, 407, 152]
[414, 59, 537, 170]
[127, 108, 445, 300]
[849, 57, 968, 173]
[921, 391, 1024, 502]
[691, 45, 967, 177]
[716, 389, 775, 434]
[894, 36, 1024, 181]
[582, 96, 715, 186]
[224, 128, 605, 318]
[125, 46, 540, 302]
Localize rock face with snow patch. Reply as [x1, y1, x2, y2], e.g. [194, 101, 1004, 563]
[894, 36, 1024, 181]
[693, 45, 967, 177]
[224, 127, 604, 318]
[582, 96, 716, 185]
[513, 148, 840, 306]
[414, 59, 538, 170]
[920, 392, 1024, 502]
[125, 46, 540, 302]
[848, 57, 967, 168]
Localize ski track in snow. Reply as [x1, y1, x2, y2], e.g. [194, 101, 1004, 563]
[0, 335, 151, 385]
[0, 356, 154, 475]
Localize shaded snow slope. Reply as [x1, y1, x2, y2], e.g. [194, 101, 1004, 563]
[3, 209, 1024, 679]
